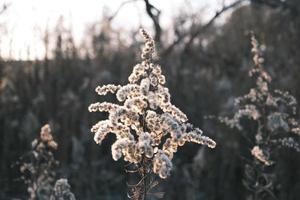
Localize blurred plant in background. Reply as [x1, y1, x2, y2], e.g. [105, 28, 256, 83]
[19, 124, 58, 200]
[50, 178, 76, 200]
[19, 124, 76, 200]
[219, 35, 300, 200]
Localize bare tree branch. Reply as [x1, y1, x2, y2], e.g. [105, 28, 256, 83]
[107, 0, 162, 44]
[184, 0, 246, 52]
[143, 0, 162, 44]
[162, 0, 246, 56]
[0, 3, 11, 15]
[108, 0, 138, 22]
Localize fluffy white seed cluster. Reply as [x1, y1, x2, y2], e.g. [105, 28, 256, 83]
[96, 84, 121, 95]
[50, 179, 76, 200]
[220, 104, 260, 130]
[251, 146, 273, 166]
[31, 124, 58, 151]
[89, 29, 216, 179]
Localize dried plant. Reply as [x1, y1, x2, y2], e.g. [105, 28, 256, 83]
[220, 34, 300, 199]
[50, 179, 76, 200]
[19, 124, 59, 200]
[88, 28, 216, 199]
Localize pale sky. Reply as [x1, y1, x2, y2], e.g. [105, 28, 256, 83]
[0, 0, 230, 60]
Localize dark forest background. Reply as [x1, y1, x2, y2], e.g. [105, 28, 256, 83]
[1, 0, 300, 199]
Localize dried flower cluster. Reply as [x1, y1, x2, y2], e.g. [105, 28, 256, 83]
[33, 124, 58, 151]
[89, 29, 216, 179]
[220, 35, 300, 165]
[219, 34, 300, 199]
[251, 146, 273, 166]
[20, 124, 59, 200]
[50, 179, 76, 200]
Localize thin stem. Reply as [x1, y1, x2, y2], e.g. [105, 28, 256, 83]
[142, 157, 147, 200]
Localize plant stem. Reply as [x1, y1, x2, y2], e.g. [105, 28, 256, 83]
[143, 158, 147, 200]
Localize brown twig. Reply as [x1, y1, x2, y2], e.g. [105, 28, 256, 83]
[162, 0, 246, 56]
[108, 0, 139, 22]
[183, 0, 246, 52]
[143, 0, 161, 44]
[0, 3, 11, 15]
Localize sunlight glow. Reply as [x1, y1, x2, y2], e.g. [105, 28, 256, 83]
[0, 0, 224, 60]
